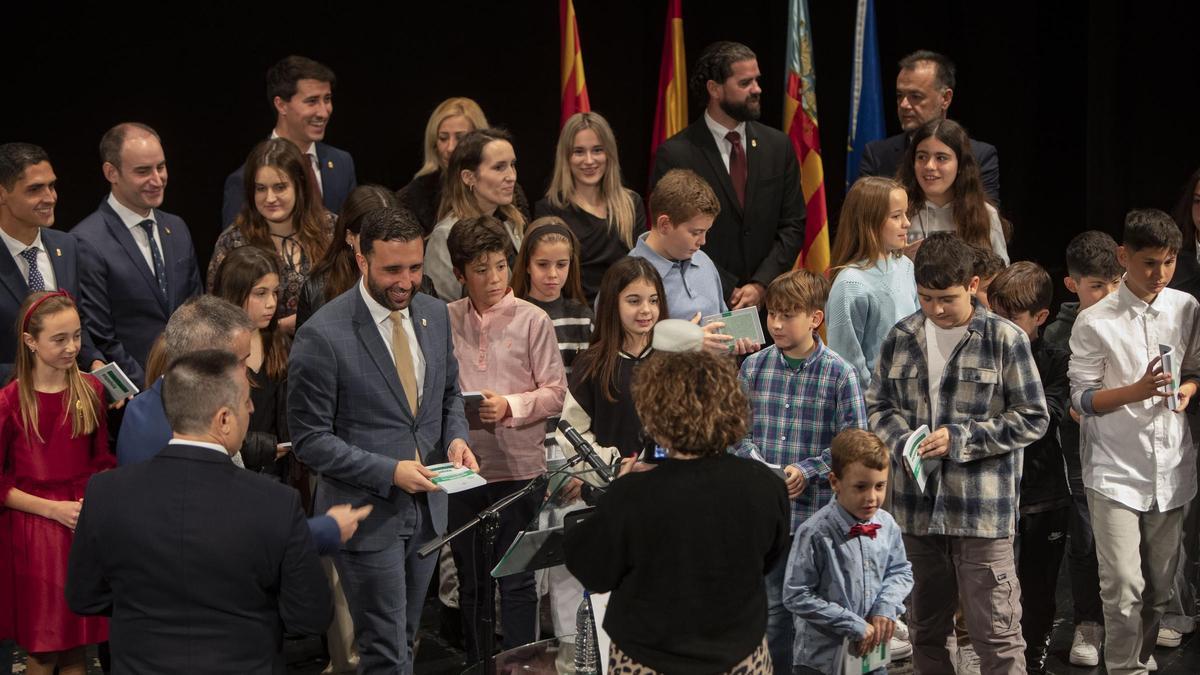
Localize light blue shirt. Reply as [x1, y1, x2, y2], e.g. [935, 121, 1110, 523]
[628, 232, 727, 321]
[825, 255, 918, 386]
[782, 500, 913, 673]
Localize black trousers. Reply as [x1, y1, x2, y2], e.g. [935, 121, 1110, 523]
[447, 478, 546, 661]
[1063, 442, 1105, 624]
[1016, 506, 1070, 664]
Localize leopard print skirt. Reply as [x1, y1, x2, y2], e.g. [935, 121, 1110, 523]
[608, 637, 772, 674]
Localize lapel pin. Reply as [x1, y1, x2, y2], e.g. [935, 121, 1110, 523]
[55, 248, 62, 257]
[421, 318, 427, 327]
[328, 160, 334, 169]
[751, 139, 757, 148]
[164, 227, 172, 235]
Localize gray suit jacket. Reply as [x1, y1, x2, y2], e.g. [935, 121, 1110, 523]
[288, 286, 468, 551]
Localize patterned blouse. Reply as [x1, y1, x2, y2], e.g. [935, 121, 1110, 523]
[206, 214, 336, 317]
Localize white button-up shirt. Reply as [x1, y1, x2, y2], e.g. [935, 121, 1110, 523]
[359, 279, 425, 405]
[0, 227, 56, 290]
[703, 110, 746, 174]
[270, 130, 324, 196]
[107, 193, 165, 274]
[1069, 281, 1200, 512]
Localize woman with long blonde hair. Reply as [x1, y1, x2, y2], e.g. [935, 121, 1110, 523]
[397, 97, 530, 234]
[535, 111, 645, 302]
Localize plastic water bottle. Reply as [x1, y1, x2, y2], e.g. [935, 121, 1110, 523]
[574, 591, 600, 674]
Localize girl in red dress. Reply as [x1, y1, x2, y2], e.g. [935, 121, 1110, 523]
[0, 291, 111, 674]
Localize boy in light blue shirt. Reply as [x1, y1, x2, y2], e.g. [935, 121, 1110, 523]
[783, 428, 913, 674]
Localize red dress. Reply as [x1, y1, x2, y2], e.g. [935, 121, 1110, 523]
[0, 376, 112, 652]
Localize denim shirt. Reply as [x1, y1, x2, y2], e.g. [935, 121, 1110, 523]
[782, 500, 913, 673]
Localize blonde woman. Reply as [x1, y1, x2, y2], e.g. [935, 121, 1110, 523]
[535, 112, 645, 302]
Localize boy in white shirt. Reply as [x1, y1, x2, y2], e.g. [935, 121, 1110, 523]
[1068, 208, 1200, 675]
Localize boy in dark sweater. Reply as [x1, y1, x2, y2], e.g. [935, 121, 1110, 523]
[1040, 231, 1122, 667]
[989, 262, 1072, 673]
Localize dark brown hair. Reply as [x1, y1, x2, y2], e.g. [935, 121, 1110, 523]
[576, 258, 668, 402]
[266, 55, 335, 105]
[309, 184, 398, 303]
[446, 215, 511, 274]
[898, 119, 995, 253]
[511, 217, 586, 304]
[235, 138, 331, 265]
[987, 261, 1054, 315]
[213, 246, 289, 380]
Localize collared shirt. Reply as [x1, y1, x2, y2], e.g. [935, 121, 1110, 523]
[0, 226, 56, 290]
[909, 200, 1009, 264]
[106, 192, 165, 274]
[168, 438, 232, 459]
[704, 110, 747, 174]
[628, 232, 727, 321]
[448, 290, 567, 482]
[270, 129, 323, 195]
[734, 337, 867, 531]
[783, 500, 913, 673]
[358, 279, 426, 405]
[867, 302, 1048, 538]
[1069, 282, 1200, 512]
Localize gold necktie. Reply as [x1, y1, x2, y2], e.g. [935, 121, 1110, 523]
[389, 311, 419, 416]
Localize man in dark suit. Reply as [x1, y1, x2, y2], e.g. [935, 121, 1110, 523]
[0, 143, 104, 378]
[652, 41, 806, 310]
[857, 49, 1001, 205]
[290, 206, 478, 673]
[72, 122, 203, 387]
[66, 349, 332, 673]
[222, 55, 357, 226]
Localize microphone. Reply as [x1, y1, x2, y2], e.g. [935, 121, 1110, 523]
[557, 420, 615, 484]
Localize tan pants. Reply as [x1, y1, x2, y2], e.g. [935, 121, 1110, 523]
[1088, 489, 1184, 675]
[322, 557, 358, 673]
[904, 534, 1026, 674]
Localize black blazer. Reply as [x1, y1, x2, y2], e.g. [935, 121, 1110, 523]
[652, 119, 807, 298]
[222, 141, 357, 227]
[72, 199, 203, 387]
[0, 227, 103, 379]
[67, 442, 331, 674]
[858, 131, 1002, 207]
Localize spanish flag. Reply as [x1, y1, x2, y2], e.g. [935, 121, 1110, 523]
[784, 0, 829, 274]
[560, 0, 591, 126]
[650, 0, 687, 171]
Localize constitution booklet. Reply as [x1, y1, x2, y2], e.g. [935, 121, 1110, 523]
[842, 636, 890, 674]
[701, 306, 765, 349]
[90, 362, 139, 401]
[427, 463, 486, 493]
[1161, 344, 1181, 410]
[902, 425, 934, 492]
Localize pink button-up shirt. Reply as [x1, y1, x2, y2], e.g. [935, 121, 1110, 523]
[448, 290, 567, 482]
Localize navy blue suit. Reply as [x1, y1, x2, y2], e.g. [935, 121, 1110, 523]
[0, 227, 103, 379]
[116, 377, 341, 555]
[72, 199, 203, 387]
[858, 130, 1001, 206]
[289, 286, 468, 671]
[222, 141, 356, 226]
[67, 442, 331, 674]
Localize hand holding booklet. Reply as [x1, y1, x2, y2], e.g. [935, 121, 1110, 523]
[427, 463, 485, 493]
[1160, 344, 1182, 410]
[842, 636, 890, 674]
[90, 362, 139, 401]
[701, 306, 765, 349]
[902, 425, 934, 492]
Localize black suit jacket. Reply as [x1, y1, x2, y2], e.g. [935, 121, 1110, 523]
[652, 119, 806, 297]
[67, 442, 331, 674]
[72, 199, 203, 386]
[0, 227, 103, 378]
[858, 131, 1002, 206]
[222, 141, 357, 227]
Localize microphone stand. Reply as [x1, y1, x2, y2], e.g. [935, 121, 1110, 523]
[418, 451, 592, 674]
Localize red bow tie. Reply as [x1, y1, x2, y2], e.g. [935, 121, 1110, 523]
[848, 523, 880, 539]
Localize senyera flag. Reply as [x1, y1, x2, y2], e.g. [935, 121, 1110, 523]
[560, 0, 591, 126]
[784, 0, 829, 275]
[649, 0, 687, 175]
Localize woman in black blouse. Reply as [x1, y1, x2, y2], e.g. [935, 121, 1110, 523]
[535, 111, 645, 302]
[564, 350, 789, 674]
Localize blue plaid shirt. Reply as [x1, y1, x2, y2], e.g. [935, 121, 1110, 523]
[867, 303, 1049, 538]
[734, 337, 867, 531]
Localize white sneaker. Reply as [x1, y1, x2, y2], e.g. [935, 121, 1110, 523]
[1158, 626, 1184, 647]
[1069, 621, 1103, 667]
[889, 618, 912, 660]
[1147, 654, 1158, 671]
[955, 643, 981, 675]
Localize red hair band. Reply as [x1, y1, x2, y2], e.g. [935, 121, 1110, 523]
[22, 290, 74, 333]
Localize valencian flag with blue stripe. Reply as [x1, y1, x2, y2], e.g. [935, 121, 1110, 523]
[846, 0, 885, 190]
[784, 0, 829, 274]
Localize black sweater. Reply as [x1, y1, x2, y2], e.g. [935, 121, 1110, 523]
[1020, 338, 1071, 512]
[564, 453, 790, 674]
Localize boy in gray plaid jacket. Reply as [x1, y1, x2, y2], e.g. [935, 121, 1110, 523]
[867, 233, 1049, 674]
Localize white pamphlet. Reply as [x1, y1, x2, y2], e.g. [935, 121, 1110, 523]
[427, 462, 486, 493]
[90, 361, 140, 401]
[702, 306, 766, 349]
[748, 448, 788, 482]
[1161, 344, 1182, 410]
[902, 425, 933, 492]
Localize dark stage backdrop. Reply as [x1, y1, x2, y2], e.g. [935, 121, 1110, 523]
[7, 1, 1199, 289]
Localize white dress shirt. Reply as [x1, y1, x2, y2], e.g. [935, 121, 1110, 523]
[359, 279, 426, 405]
[107, 193, 166, 275]
[167, 437, 245, 468]
[1069, 282, 1200, 512]
[703, 110, 747, 174]
[270, 130, 324, 196]
[0, 226, 57, 290]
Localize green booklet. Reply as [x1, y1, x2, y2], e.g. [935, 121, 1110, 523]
[427, 463, 486, 493]
[902, 425, 933, 492]
[701, 306, 765, 348]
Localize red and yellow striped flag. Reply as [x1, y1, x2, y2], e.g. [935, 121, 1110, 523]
[560, 0, 591, 126]
[650, 0, 687, 171]
[784, 0, 829, 274]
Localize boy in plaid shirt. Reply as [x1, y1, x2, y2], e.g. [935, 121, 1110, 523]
[734, 269, 867, 671]
[867, 233, 1049, 674]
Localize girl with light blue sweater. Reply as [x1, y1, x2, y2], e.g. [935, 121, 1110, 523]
[826, 177, 918, 385]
